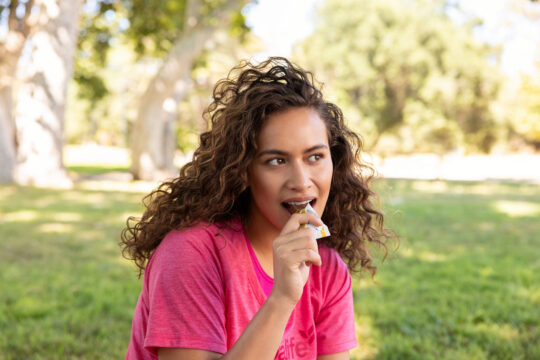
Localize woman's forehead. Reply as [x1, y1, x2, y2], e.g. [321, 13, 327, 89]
[256, 107, 329, 149]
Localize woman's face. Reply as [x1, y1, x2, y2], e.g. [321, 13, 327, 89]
[247, 107, 333, 233]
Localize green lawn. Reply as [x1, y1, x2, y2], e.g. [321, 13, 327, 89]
[1, 176, 538, 359]
[66, 164, 130, 177]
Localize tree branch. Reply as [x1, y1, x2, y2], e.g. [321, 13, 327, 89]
[185, 0, 202, 30]
[20, 0, 36, 38]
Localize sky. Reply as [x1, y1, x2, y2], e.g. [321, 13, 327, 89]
[242, 0, 322, 59]
[244, 0, 540, 77]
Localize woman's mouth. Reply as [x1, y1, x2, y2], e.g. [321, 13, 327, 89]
[282, 199, 316, 214]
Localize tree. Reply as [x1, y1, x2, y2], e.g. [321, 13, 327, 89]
[76, 0, 250, 180]
[513, 71, 540, 148]
[0, 0, 36, 182]
[296, 0, 501, 155]
[70, 1, 112, 144]
[128, 0, 248, 180]
[176, 30, 264, 154]
[12, 0, 82, 187]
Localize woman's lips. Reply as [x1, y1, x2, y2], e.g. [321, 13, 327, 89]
[282, 199, 316, 214]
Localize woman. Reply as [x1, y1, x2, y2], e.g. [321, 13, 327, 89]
[122, 57, 390, 360]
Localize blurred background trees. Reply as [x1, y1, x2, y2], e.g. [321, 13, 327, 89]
[70, 0, 252, 180]
[515, 74, 540, 146]
[296, 0, 502, 155]
[1, 0, 539, 184]
[1, 0, 81, 186]
[1, 0, 36, 183]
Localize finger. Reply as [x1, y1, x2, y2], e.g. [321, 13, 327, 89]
[280, 213, 323, 235]
[275, 228, 318, 251]
[288, 248, 321, 263]
[291, 249, 322, 267]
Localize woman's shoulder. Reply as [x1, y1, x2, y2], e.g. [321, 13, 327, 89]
[317, 241, 350, 274]
[152, 218, 242, 262]
[309, 242, 352, 305]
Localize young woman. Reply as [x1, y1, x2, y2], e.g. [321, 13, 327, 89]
[122, 57, 389, 360]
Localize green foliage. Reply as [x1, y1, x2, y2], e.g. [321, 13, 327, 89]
[176, 126, 200, 154]
[176, 33, 264, 152]
[125, 0, 188, 58]
[1, 178, 539, 358]
[123, 0, 250, 58]
[70, 1, 123, 143]
[296, 0, 502, 154]
[69, 0, 250, 146]
[513, 73, 540, 146]
[66, 41, 146, 147]
[74, 1, 119, 103]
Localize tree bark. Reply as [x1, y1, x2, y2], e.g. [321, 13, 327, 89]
[0, 85, 17, 183]
[0, 0, 36, 183]
[130, 0, 243, 181]
[13, 0, 82, 187]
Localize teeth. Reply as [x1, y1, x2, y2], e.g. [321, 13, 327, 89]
[283, 200, 314, 214]
[287, 200, 311, 205]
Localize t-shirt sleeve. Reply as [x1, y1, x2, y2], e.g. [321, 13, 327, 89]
[143, 229, 227, 355]
[315, 248, 358, 355]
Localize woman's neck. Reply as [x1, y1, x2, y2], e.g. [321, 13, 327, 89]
[245, 210, 279, 259]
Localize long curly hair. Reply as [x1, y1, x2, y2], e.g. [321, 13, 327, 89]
[121, 57, 392, 278]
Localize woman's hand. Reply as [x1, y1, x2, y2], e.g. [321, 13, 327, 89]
[269, 212, 323, 309]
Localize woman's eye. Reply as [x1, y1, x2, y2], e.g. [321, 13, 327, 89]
[267, 158, 284, 166]
[308, 154, 323, 162]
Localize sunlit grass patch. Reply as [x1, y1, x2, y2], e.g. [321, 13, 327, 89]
[66, 164, 130, 176]
[493, 200, 540, 217]
[1, 209, 39, 222]
[75, 179, 159, 193]
[37, 222, 76, 233]
[411, 179, 449, 193]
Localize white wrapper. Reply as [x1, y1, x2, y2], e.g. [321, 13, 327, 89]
[297, 203, 331, 239]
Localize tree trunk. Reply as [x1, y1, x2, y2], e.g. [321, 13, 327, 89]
[130, 0, 242, 181]
[0, 85, 17, 183]
[0, 0, 36, 183]
[13, 0, 82, 187]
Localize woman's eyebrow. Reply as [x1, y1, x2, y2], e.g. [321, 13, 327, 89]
[257, 149, 288, 158]
[257, 144, 329, 157]
[304, 144, 329, 153]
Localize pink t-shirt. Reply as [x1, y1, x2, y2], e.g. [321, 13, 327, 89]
[125, 218, 358, 359]
[246, 231, 274, 297]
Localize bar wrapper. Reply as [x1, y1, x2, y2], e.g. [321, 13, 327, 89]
[296, 203, 331, 239]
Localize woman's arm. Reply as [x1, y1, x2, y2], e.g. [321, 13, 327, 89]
[159, 212, 324, 360]
[159, 294, 295, 360]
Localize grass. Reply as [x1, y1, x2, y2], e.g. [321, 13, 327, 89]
[1, 174, 538, 359]
[0, 182, 144, 359]
[350, 180, 540, 360]
[66, 164, 130, 176]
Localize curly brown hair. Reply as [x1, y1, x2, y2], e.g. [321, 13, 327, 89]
[121, 57, 391, 278]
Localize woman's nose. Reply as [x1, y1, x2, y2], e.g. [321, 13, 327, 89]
[286, 161, 312, 191]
